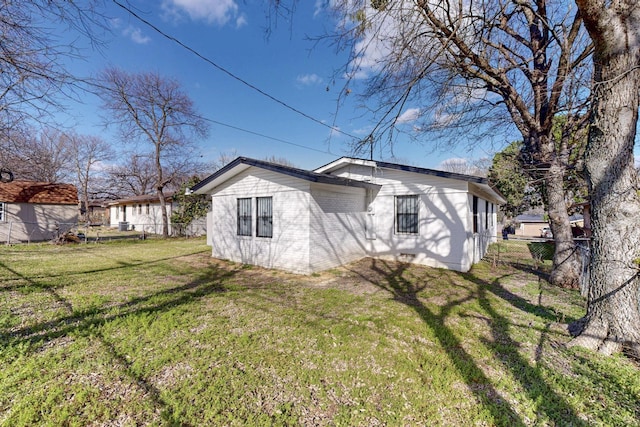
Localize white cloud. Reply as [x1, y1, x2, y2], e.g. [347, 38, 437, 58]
[396, 108, 421, 124]
[352, 126, 372, 136]
[110, 18, 122, 30]
[123, 26, 151, 44]
[329, 126, 342, 138]
[296, 73, 324, 86]
[162, 0, 240, 26]
[236, 14, 248, 28]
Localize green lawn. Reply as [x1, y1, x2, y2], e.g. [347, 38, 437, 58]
[0, 238, 638, 426]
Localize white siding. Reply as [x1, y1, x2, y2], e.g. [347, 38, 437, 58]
[130, 203, 174, 234]
[308, 183, 368, 271]
[209, 168, 313, 274]
[326, 163, 477, 271]
[202, 162, 500, 274]
[109, 202, 178, 234]
[0, 203, 78, 243]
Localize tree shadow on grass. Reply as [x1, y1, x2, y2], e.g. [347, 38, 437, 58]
[460, 271, 586, 424]
[347, 258, 587, 427]
[0, 250, 209, 293]
[0, 259, 240, 424]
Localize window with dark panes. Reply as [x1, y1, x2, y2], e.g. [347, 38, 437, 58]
[473, 196, 478, 233]
[256, 197, 273, 238]
[237, 198, 252, 236]
[0, 202, 5, 222]
[395, 195, 419, 234]
[485, 200, 489, 229]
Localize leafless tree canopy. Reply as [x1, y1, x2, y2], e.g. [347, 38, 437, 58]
[0, 1, 107, 134]
[69, 132, 114, 220]
[104, 155, 159, 197]
[98, 67, 210, 236]
[0, 127, 75, 182]
[438, 158, 488, 177]
[321, 0, 593, 156]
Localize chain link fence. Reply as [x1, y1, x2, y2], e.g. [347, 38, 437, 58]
[0, 221, 206, 244]
[483, 236, 591, 292]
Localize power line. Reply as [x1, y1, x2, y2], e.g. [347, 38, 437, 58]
[199, 115, 340, 157]
[112, 0, 360, 142]
[68, 77, 341, 158]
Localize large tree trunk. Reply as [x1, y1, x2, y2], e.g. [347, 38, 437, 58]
[530, 132, 582, 289]
[545, 161, 581, 288]
[568, 32, 640, 356]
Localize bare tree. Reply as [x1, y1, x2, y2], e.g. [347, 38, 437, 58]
[208, 150, 239, 173]
[1, 127, 74, 182]
[98, 68, 209, 237]
[276, 0, 593, 288]
[439, 158, 487, 177]
[0, 1, 107, 147]
[263, 155, 297, 168]
[69, 132, 114, 221]
[566, 0, 640, 358]
[104, 155, 159, 198]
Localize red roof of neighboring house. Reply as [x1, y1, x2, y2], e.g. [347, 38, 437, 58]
[0, 181, 78, 205]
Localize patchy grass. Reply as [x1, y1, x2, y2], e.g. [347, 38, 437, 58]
[0, 238, 638, 426]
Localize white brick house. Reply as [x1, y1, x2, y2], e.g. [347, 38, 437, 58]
[192, 157, 505, 274]
[108, 193, 206, 236]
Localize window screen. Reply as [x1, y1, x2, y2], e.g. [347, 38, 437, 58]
[256, 197, 273, 238]
[237, 198, 252, 236]
[396, 195, 419, 234]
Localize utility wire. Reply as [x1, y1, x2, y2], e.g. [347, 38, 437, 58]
[69, 77, 340, 158]
[199, 115, 340, 157]
[112, 0, 360, 141]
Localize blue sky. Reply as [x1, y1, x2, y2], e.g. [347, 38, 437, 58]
[57, 0, 617, 172]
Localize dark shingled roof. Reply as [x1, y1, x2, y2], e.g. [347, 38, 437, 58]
[0, 181, 78, 205]
[192, 157, 380, 193]
[107, 192, 175, 206]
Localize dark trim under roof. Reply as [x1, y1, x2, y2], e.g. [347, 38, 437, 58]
[316, 157, 489, 184]
[191, 157, 380, 193]
[108, 192, 175, 205]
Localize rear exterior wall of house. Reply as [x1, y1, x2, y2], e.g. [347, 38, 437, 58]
[325, 164, 498, 272]
[208, 168, 313, 274]
[308, 183, 368, 272]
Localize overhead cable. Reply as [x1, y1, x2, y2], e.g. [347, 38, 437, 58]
[112, 0, 359, 141]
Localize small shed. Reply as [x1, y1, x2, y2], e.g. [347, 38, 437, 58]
[0, 181, 79, 243]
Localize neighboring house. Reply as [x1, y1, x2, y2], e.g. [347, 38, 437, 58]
[108, 193, 206, 236]
[81, 199, 111, 225]
[513, 214, 549, 237]
[513, 213, 584, 237]
[192, 157, 505, 274]
[0, 181, 79, 243]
